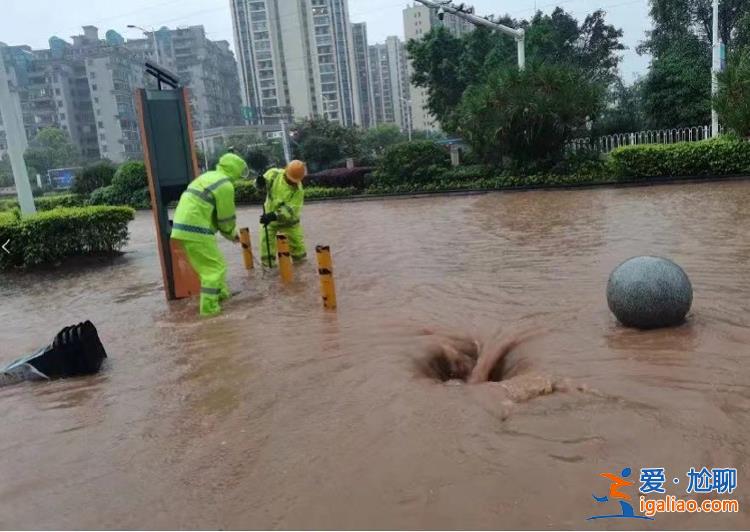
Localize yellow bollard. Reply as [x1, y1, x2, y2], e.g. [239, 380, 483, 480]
[239, 227, 254, 270]
[276, 233, 293, 283]
[316, 245, 337, 310]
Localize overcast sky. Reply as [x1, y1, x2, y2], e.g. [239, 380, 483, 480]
[1, 0, 651, 81]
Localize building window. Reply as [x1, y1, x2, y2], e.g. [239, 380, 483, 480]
[91, 84, 97, 91]
[94, 97, 99, 103]
[98, 121, 104, 129]
[55, 88, 61, 95]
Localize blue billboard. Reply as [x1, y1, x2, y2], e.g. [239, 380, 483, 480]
[47, 168, 79, 190]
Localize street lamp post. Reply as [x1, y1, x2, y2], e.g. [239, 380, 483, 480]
[128, 24, 162, 66]
[711, 0, 722, 138]
[414, 0, 525, 70]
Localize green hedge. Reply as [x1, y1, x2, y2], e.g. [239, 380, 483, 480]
[233, 181, 359, 204]
[373, 141, 451, 186]
[611, 138, 750, 179]
[0, 193, 86, 212]
[0, 206, 135, 270]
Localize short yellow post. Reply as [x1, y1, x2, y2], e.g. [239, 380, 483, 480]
[276, 233, 293, 283]
[316, 245, 337, 310]
[239, 227, 254, 270]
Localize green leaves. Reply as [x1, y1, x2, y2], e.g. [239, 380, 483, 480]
[456, 64, 604, 169]
[23, 128, 80, 176]
[610, 138, 750, 178]
[72, 162, 116, 195]
[0, 206, 135, 270]
[715, 49, 750, 137]
[373, 141, 451, 187]
[87, 161, 149, 209]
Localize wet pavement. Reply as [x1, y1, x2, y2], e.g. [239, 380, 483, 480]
[1, 181, 749, 529]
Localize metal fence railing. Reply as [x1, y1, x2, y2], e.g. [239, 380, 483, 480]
[569, 125, 722, 154]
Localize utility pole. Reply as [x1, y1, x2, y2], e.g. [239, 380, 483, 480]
[0, 56, 35, 215]
[711, 0, 722, 138]
[414, 0, 525, 70]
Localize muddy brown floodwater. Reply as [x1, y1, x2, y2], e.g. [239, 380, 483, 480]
[1, 181, 749, 529]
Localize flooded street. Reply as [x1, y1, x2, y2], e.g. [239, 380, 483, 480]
[1, 181, 749, 529]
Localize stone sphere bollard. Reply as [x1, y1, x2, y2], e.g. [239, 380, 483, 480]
[607, 256, 693, 329]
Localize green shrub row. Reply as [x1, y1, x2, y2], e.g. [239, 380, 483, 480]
[233, 181, 360, 204]
[0, 206, 135, 270]
[0, 193, 86, 212]
[610, 138, 750, 179]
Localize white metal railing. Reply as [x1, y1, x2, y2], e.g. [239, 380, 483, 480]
[569, 125, 723, 154]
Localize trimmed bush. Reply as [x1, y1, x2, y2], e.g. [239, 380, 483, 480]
[0, 206, 135, 270]
[437, 164, 494, 182]
[233, 181, 359, 204]
[73, 161, 116, 195]
[112, 161, 147, 191]
[88, 161, 150, 209]
[611, 138, 750, 179]
[373, 141, 451, 186]
[305, 167, 373, 189]
[35, 193, 87, 210]
[0, 193, 87, 212]
[305, 187, 358, 200]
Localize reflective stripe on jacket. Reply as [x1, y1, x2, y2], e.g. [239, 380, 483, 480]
[171, 154, 246, 242]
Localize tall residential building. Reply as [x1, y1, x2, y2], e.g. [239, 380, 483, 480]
[0, 27, 146, 163]
[230, 0, 361, 126]
[351, 22, 374, 129]
[126, 26, 244, 130]
[403, 3, 474, 131]
[368, 37, 410, 131]
[368, 44, 394, 125]
[385, 36, 410, 132]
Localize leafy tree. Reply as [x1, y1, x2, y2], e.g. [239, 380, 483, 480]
[455, 63, 605, 169]
[361, 124, 407, 156]
[290, 117, 362, 172]
[715, 48, 750, 136]
[636, 0, 750, 128]
[72, 161, 116, 195]
[23, 128, 79, 176]
[406, 8, 624, 132]
[593, 79, 647, 135]
[641, 35, 711, 128]
[641, 0, 750, 56]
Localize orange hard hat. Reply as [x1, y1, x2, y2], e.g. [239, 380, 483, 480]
[285, 160, 306, 184]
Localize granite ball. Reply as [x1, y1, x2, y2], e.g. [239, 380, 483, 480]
[607, 256, 693, 329]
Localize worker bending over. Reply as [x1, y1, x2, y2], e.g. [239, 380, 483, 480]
[171, 152, 249, 316]
[256, 160, 307, 266]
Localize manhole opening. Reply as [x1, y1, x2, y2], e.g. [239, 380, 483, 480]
[419, 342, 506, 384]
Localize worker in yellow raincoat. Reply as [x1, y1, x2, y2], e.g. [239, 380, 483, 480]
[256, 160, 307, 267]
[171, 152, 249, 316]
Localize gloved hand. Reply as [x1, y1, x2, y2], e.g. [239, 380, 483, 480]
[260, 212, 277, 226]
[222, 227, 240, 243]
